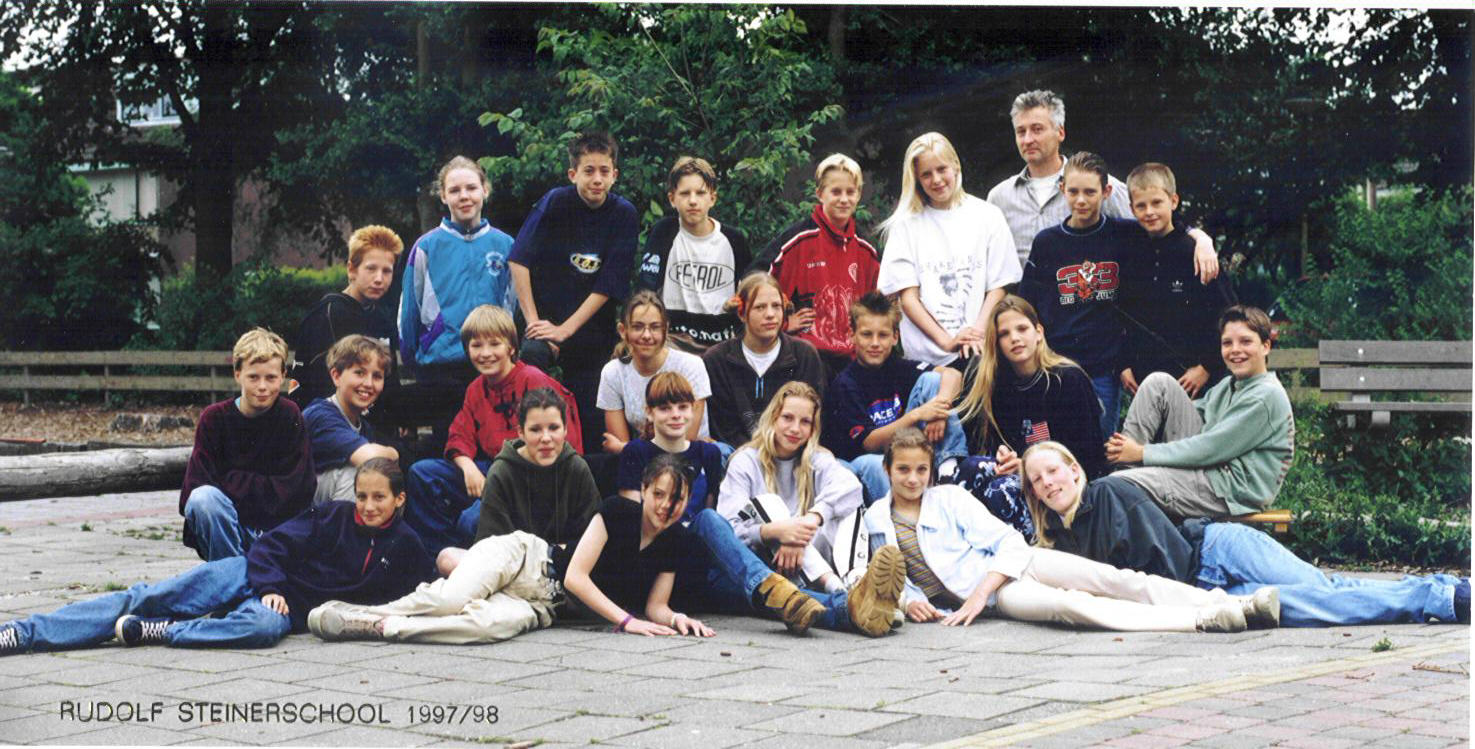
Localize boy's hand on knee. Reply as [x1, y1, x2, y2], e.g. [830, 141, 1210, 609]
[1105, 433, 1143, 464]
[1120, 368, 1139, 395]
[1178, 366, 1209, 398]
[462, 467, 486, 499]
[261, 594, 289, 615]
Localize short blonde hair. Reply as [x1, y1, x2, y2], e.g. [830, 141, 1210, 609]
[1126, 162, 1177, 197]
[815, 153, 863, 190]
[347, 225, 403, 269]
[233, 328, 288, 372]
[460, 305, 518, 358]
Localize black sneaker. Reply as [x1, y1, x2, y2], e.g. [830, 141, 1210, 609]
[1455, 579, 1470, 624]
[0, 624, 22, 656]
[114, 615, 172, 646]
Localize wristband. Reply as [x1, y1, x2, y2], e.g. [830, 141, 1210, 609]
[615, 614, 634, 632]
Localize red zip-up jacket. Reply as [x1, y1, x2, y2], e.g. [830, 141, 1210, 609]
[751, 205, 879, 358]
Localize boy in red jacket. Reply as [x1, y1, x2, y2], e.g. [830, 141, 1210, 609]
[403, 305, 582, 556]
[750, 153, 880, 383]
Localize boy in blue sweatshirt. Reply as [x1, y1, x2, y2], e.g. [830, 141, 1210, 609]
[509, 132, 639, 451]
[822, 291, 965, 502]
[0, 459, 432, 654]
[1019, 151, 1133, 439]
[303, 335, 401, 504]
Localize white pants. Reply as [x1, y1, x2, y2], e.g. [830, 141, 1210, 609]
[993, 547, 1228, 632]
[320, 531, 558, 644]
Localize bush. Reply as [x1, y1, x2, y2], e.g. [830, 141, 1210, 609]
[1279, 187, 1473, 345]
[1277, 399, 1471, 568]
[0, 219, 164, 350]
[136, 261, 347, 351]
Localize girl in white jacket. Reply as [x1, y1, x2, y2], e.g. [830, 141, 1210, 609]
[863, 429, 1277, 631]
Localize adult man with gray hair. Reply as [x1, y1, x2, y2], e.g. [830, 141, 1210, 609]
[986, 89, 1218, 281]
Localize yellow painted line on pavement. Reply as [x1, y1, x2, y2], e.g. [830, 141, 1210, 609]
[930, 638, 1468, 748]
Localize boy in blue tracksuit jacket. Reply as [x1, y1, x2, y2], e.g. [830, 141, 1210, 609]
[0, 460, 432, 654]
[509, 132, 638, 450]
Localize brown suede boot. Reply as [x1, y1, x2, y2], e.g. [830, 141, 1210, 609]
[848, 545, 905, 637]
[754, 573, 825, 635]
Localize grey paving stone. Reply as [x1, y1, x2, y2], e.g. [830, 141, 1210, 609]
[1014, 723, 1137, 748]
[737, 732, 889, 749]
[1008, 680, 1157, 702]
[779, 686, 931, 711]
[884, 691, 1043, 721]
[159, 677, 313, 704]
[853, 715, 997, 745]
[747, 706, 908, 737]
[1184, 733, 1286, 749]
[0, 711, 132, 743]
[0, 702, 42, 721]
[687, 683, 814, 704]
[295, 669, 439, 696]
[427, 656, 563, 685]
[514, 713, 662, 743]
[609, 722, 772, 748]
[659, 697, 804, 728]
[617, 657, 755, 680]
[37, 722, 198, 746]
[183, 717, 337, 745]
[232, 659, 359, 684]
[540, 690, 684, 719]
[402, 705, 571, 740]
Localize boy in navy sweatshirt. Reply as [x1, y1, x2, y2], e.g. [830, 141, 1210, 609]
[0, 459, 432, 654]
[509, 131, 638, 451]
[180, 328, 317, 561]
[303, 335, 401, 505]
[822, 291, 965, 502]
[1117, 163, 1236, 400]
[1019, 151, 1133, 439]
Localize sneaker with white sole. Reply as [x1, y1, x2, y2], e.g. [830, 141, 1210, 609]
[1195, 603, 1247, 633]
[1241, 587, 1280, 629]
[0, 624, 23, 656]
[308, 606, 384, 641]
[114, 615, 172, 646]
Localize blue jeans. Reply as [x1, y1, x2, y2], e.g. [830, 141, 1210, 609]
[938, 456, 1031, 543]
[1091, 372, 1121, 438]
[2, 557, 290, 653]
[845, 372, 968, 504]
[1196, 523, 1460, 627]
[686, 510, 852, 632]
[183, 485, 265, 561]
[405, 457, 492, 556]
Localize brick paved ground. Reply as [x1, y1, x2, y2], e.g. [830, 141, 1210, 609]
[0, 490, 1467, 747]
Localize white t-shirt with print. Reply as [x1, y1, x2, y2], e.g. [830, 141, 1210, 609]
[663, 218, 738, 316]
[596, 348, 712, 437]
[878, 195, 1022, 366]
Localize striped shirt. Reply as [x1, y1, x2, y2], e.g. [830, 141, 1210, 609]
[892, 510, 964, 609]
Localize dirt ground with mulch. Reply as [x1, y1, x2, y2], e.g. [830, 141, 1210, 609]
[0, 400, 201, 446]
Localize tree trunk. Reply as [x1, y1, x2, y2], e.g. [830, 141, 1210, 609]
[828, 6, 847, 64]
[415, 18, 438, 233]
[192, 0, 237, 280]
[0, 447, 192, 501]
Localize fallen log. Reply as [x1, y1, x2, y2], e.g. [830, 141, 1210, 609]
[0, 447, 191, 501]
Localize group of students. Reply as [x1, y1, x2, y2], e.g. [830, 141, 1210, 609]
[2, 108, 1469, 660]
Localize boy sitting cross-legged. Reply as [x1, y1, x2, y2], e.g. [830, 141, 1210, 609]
[180, 328, 316, 561]
[0, 459, 432, 655]
[404, 305, 582, 557]
[821, 291, 966, 503]
[303, 335, 401, 504]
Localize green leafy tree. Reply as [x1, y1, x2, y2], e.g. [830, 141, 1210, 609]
[0, 1, 333, 281]
[0, 74, 163, 350]
[482, 5, 842, 247]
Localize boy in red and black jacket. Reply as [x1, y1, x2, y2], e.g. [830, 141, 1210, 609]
[750, 153, 879, 383]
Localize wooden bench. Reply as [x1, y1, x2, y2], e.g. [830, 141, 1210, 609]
[0, 350, 237, 404]
[1228, 509, 1294, 534]
[1318, 340, 1472, 428]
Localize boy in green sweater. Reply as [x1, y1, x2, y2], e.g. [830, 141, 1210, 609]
[1104, 305, 1293, 520]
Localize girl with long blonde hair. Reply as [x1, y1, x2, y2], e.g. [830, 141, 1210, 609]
[716, 381, 904, 637]
[928, 295, 1103, 541]
[1020, 441, 1468, 628]
[877, 132, 1021, 371]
